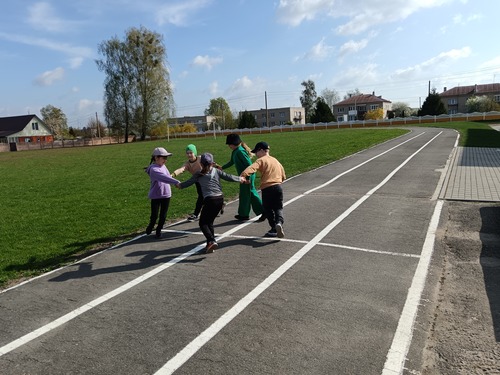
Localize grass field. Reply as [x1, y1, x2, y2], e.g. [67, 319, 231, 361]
[0, 121, 498, 288]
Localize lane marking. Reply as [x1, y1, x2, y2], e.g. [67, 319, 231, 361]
[154, 132, 442, 374]
[382, 199, 444, 375]
[0, 130, 433, 358]
[163, 230, 421, 259]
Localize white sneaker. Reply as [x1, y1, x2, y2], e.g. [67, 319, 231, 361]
[276, 223, 285, 238]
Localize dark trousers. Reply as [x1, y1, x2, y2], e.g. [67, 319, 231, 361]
[262, 184, 284, 230]
[147, 198, 170, 235]
[199, 195, 224, 244]
[193, 182, 204, 216]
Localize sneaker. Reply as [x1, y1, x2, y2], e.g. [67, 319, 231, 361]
[205, 241, 218, 253]
[146, 226, 153, 235]
[265, 229, 278, 237]
[155, 231, 162, 239]
[276, 223, 285, 238]
[234, 215, 250, 221]
[187, 214, 198, 221]
[220, 202, 226, 215]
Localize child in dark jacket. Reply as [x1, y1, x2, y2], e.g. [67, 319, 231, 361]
[177, 153, 245, 253]
[145, 147, 180, 238]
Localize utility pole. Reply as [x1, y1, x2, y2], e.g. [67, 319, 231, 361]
[95, 112, 101, 138]
[265, 91, 269, 130]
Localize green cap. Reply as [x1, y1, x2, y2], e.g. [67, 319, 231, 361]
[186, 144, 197, 156]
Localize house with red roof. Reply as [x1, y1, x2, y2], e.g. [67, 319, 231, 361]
[0, 115, 53, 144]
[332, 93, 392, 122]
[440, 83, 500, 114]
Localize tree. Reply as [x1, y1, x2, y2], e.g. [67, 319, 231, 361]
[391, 102, 412, 118]
[465, 95, 500, 113]
[205, 97, 234, 130]
[96, 26, 174, 142]
[418, 89, 446, 116]
[86, 117, 106, 137]
[343, 88, 362, 100]
[40, 105, 68, 139]
[365, 108, 384, 120]
[300, 80, 317, 123]
[310, 97, 335, 123]
[321, 88, 340, 113]
[96, 37, 135, 142]
[238, 110, 258, 128]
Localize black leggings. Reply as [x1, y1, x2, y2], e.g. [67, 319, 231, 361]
[199, 195, 224, 244]
[194, 182, 204, 216]
[147, 198, 170, 235]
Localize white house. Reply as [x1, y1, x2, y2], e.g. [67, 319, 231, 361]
[0, 115, 53, 144]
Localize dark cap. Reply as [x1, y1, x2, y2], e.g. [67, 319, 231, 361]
[225, 133, 242, 145]
[200, 152, 214, 166]
[251, 141, 269, 154]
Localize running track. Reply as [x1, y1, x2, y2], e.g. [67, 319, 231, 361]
[0, 127, 457, 374]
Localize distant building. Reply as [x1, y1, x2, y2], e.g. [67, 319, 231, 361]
[241, 107, 305, 127]
[168, 115, 217, 132]
[333, 93, 392, 122]
[440, 83, 500, 114]
[0, 115, 53, 144]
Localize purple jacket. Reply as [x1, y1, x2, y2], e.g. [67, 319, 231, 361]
[146, 164, 180, 199]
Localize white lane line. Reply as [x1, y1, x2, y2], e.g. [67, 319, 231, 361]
[0, 130, 430, 358]
[154, 132, 442, 374]
[0, 243, 205, 356]
[382, 199, 444, 375]
[164, 230, 420, 259]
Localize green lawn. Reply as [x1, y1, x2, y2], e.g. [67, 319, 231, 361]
[0, 122, 496, 288]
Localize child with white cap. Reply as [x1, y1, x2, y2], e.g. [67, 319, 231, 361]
[176, 153, 246, 253]
[145, 147, 180, 238]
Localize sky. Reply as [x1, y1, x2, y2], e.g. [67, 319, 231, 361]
[1, 0, 499, 128]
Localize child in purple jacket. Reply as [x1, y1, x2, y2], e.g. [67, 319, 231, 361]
[145, 147, 180, 238]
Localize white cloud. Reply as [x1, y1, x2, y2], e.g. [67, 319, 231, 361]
[156, 0, 212, 26]
[78, 99, 99, 111]
[294, 38, 334, 62]
[339, 39, 369, 58]
[208, 81, 219, 96]
[27, 2, 81, 32]
[308, 38, 335, 61]
[68, 57, 84, 69]
[453, 13, 482, 25]
[334, 63, 378, 88]
[34, 67, 65, 86]
[393, 47, 472, 79]
[0, 32, 93, 60]
[192, 55, 223, 70]
[277, 0, 454, 35]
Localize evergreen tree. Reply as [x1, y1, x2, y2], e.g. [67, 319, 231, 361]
[310, 97, 335, 123]
[238, 110, 258, 128]
[418, 89, 447, 116]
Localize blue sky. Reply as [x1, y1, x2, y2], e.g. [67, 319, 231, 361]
[1, 0, 498, 128]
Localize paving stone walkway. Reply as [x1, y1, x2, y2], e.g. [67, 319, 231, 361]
[439, 147, 500, 202]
